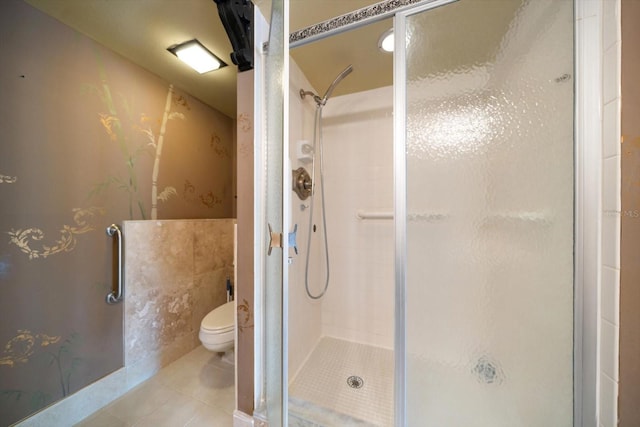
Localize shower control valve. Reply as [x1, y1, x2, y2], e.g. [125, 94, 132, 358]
[292, 167, 312, 200]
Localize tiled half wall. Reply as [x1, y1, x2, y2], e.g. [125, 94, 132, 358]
[123, 219, 235, 382]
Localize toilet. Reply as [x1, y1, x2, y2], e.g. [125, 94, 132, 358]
[199, 300, 235, 364]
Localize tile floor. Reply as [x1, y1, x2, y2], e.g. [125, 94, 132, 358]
[289, 337, 394, 426]
[74, 346, 234, 427]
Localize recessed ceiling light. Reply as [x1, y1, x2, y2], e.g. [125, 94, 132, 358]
[378, 28, 394, 53]
[167, 39, 226, 74]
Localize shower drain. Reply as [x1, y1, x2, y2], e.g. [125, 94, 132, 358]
[347, 375, 364, 389]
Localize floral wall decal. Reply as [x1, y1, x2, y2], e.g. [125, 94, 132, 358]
[6, 207, 105, 260]
[173, 94, 191, 111]
[0, 330, 61, 368]
[157, 186, 178, 202]
[182, 180, 224, 208]
[238, 113, 251, 133]
[211, 133, 231, 158]
[1, 331, 82, 414]
[200, 191, 224, 208]
[0, 174, 17, 184]
[0, 2, 234, 424]
[237, 298, 254, 333]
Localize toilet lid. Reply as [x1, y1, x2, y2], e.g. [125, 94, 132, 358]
[201, 301, 235, 332]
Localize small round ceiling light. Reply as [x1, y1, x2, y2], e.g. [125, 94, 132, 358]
[378, 28, 394, 53]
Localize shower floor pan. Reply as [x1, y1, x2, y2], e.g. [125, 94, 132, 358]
[289, 337, 393, 426]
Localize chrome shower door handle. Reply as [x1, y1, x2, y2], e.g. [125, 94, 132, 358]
[106, 224, 123, 304]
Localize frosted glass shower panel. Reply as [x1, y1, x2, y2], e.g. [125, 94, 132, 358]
[404, 0, 574, 425]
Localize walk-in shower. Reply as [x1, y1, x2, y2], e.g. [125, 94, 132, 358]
[298, 64, 353, 300]
[273, 0, 577, 425]
[287, 23, 395, 422]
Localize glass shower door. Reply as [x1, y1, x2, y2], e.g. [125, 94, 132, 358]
[397, 0, 575, 425]
[255, 0, 289, 424]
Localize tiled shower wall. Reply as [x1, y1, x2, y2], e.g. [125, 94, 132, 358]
[288, 56, 394, 381]
[123, 219, 235, 383]
[582, 0, 622, 425]
[320, 86, 394, 349]
[288, 59, 323, 379]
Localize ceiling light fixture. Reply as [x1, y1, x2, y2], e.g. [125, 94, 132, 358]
[167, 39, 226, 74]
[378, 28, 394, 53]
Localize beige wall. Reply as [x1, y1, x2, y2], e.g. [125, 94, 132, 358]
[0, 1, 234, 424]
[620, 0, 640, 424]
[236, 70, 255, 415]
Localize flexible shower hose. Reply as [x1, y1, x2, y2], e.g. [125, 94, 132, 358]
[304, 105, 330, 300]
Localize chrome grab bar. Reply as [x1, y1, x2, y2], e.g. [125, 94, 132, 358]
[106, 224, 123, 304]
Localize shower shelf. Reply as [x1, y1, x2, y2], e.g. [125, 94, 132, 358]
[484, 211, 552, 225]
[356, 210, 551, 224]
[356, 211, 449, 221]
[409, 212, 449, 222]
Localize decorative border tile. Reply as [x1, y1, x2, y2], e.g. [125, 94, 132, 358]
[290, 0, 424, 44]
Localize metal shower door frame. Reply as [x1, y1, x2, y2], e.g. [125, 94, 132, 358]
[393, 1, 599, 426]
[392, 4, 456, 426]
[255, 0, 599, 425]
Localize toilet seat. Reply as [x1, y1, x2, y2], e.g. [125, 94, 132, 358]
[199, 301, 235, 357]
[200, 301, 234, 333]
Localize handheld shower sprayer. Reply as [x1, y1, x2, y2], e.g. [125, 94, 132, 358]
[297, 65, 353, 300]
[321, 64, 353, 102]
[299, 64, 354, 106]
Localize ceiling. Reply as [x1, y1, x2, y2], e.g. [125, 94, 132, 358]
[290, 14, 393, 99]
[289, 0, 522, 99]
[24, 0, 238, 117]
[288, 0, 394, 98]
[23, 0, 383, 118]
[23, 0, 521, 118]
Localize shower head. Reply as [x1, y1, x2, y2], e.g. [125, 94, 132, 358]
[299, 65, 353, 107]
[320, 64, 353, 104]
